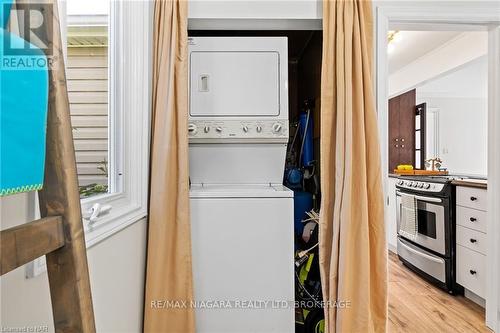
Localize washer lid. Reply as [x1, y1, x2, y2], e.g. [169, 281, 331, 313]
[189, 184, 293, 198]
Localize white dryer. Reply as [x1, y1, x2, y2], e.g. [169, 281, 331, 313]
[188, 37, 295, 332]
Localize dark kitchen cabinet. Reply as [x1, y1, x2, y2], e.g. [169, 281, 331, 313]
[388, 89, 416, 172]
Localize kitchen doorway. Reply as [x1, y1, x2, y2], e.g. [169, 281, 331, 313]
[375, 3, 500, 331]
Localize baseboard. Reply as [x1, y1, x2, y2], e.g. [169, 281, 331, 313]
[464, 289, 486, 308]
[388, 243, 397, 254]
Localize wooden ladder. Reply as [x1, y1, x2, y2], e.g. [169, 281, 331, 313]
[0, 1, 96, 332]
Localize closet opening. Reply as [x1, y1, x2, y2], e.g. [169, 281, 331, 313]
[188, 30, 324, 333]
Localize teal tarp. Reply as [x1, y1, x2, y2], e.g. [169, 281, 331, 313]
[0, 2, 49, 196]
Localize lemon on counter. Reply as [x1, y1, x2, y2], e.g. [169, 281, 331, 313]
[397, 164, 414, 171]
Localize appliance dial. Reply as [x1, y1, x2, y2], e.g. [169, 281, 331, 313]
[242, 125, 249, 133]
[215, 126, 223, 133]
[272, 123, 282, 133]
[398, 180, 404, 185]
[188, 123, 197, 134]
[203, 126, 210, 133]
[256, 125, 262, 133]
[412, 182, 418, 187]
[424, 183, 431, 189]
[418, 182, 424, 188]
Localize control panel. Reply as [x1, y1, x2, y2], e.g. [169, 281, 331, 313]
[188, 120, 288, 141]
[396, 180, 445, 193]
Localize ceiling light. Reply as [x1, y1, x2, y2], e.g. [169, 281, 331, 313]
[387, 30, 401, 53]
[393, 31, 403, 43]
[387, 30, 400, 43]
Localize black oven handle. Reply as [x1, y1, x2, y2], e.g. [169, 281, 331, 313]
[396, 191, 443, 204]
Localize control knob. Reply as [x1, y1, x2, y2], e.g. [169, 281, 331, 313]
[272, 123, 282, 133]
[256, 125, 262, 133]
[188, 123, 197, 135]
[242, 125, 249, 133]
[204, 126, 210, 133]
[418, 182, 424, 188]
[412, 182, 418, 188]
[215, 126, 223, 133]
[424, 183, 431, 189]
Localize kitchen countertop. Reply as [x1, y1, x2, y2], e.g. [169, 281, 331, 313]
[451, 179, 487, 189]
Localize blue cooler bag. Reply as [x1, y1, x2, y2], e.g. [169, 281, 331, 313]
[1, 1, 49, 196]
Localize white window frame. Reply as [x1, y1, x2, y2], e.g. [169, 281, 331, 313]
[61, 0, 152, 248]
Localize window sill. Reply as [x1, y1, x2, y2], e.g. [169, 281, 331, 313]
[83, 205, 147, 248]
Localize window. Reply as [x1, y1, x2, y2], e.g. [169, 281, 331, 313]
[62, 0, 151, 247]
[66, 0, 110, 199]
[26, 0, 150, 278]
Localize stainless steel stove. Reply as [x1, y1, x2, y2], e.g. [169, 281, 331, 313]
[395, 175, 465, 294]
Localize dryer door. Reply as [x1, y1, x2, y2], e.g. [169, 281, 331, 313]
[189, 51, 280, 117]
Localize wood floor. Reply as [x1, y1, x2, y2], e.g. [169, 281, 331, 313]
[388, 252, 491, 333]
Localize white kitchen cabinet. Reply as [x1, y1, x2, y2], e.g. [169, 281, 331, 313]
[457, 186, 488, 211]
[455, 186, 488, 303]
[457, 244, 487, 298]
[386, 176, 399, 252]
[456, 225, 487, 255]
[456, 206, 487, 233]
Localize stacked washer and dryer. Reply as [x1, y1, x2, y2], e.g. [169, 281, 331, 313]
[188, 37, 295, 332]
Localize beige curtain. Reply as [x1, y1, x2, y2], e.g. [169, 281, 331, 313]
[319, 1, 387, 332]
[143, 1, 194, 332]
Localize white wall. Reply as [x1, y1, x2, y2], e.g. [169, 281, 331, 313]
[416, 97, 488, 176]
[188, 0, 322, 19]
[416, 57, 488, 176]
[188, 0, 322, 30]
[0, 193, 147, 333]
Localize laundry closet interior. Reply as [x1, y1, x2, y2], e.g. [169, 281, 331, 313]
[187, 29, 325, 332]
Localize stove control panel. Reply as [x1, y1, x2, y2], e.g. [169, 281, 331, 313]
[396, 180, 445, 193]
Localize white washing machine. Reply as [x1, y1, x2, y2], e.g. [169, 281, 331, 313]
[190, 185, 294, 332]
[188, 37, 295, 332]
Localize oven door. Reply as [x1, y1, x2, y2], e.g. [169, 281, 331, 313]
[397, 237, 446, 283]
[396, 190, 447, 256]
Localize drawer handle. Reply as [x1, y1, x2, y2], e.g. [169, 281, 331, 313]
[470, 270, 477, 275]
[470, 196, 478, 201]
[470, 238, 477, 243]
[470, 217, 477, 222]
